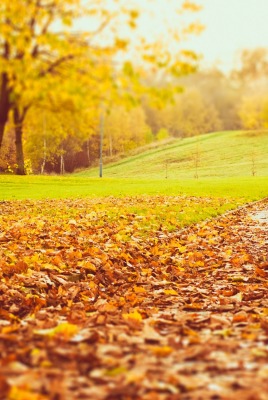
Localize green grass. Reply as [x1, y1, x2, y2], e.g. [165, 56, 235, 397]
[0, 175, 268, 202]
[1, 175, 267, 234]
[1, 130, 268, 230]
[76, 130, 268, 179]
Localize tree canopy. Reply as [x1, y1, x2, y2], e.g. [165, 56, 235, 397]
[0, 0, 202, 174]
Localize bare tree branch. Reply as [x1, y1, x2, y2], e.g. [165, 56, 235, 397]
[88, 14, 115, 44]
[39, 54, 75, 77]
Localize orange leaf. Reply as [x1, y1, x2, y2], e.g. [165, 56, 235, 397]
[133, 285, 146, 293]
[150, 346, 173, 357]
[255, 266, 267, 278]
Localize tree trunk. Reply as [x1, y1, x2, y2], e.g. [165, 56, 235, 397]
[0, 123, 6, 148]
[87, 139, 90, 166]
[41, 115, 47, 174]
[14, 108, 26, 175]
[0, 72, 10, 148]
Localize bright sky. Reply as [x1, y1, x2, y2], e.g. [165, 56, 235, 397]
[192, 0, 268, 71]
[130, 0, 268, 71]
[79, 0, 268, 72]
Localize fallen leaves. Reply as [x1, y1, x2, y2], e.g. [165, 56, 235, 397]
[34, 323, 79, 340]
[8, 386, 47, 400]
[0, 196, 268, 399]
[123, 310, 143, 322]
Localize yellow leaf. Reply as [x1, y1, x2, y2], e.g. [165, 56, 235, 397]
[83, 261, 96, 272]
[34, 323, 78, 340]
[133, 286, 146, 293]
[164, 289, 178, 296]
[182, 0, 202, 12]
[150, 346, 173, 357]
[52, 323, 78, 338]
[195, 261, 204, 267]
[105, 366, 127, 376]
[89, 281, 97, 289]
[214, 328, 232, 337]
[123, 310, 143, 322]
[8, 386, 47, 400]
[178, 246, 186, 253]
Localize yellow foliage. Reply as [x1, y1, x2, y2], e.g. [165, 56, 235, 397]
[8, 387, 47, 400]
[149, 346, 173, 357]
[133, 285, 146, 293]
[34, 323, 78, 340]
[164, 289, 178, 296]
[123, 309, 143, 322]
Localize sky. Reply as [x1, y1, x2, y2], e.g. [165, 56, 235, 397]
[126, 0, 268, 72]
[191, 0, 268, 71]
[78, 0, 268, 72]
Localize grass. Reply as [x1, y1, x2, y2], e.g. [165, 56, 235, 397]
[0, 175, 268, 202]
[76, 130, 268, 179]
[2, 174, 268, 231]
[1, 129, 268, 230]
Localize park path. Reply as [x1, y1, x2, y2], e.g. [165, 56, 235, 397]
[0, 198, 268, 400]
[251, 208, 268, 223]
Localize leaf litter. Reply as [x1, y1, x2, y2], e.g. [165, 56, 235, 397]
[0, 196, 268, 400]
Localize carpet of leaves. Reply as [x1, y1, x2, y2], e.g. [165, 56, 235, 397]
[0, 196, 268, 400]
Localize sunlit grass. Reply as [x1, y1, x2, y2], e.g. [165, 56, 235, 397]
[77, 130, 268, 179]
[1, 129, 268, 231]
[0, 175, 268, 202]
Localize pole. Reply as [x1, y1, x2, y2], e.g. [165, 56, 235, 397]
[165, 160, 168, 179]
[99, 109, 104, 178]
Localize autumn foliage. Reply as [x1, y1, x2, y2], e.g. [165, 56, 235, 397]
[0, 0, 203, 174]
[0, 196, 268, 399]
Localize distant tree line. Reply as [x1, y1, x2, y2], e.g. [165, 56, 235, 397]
[1, 47, 268, 174]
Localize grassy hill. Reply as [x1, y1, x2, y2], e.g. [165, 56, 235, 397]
[76, 130, 268, 179]
[1, 130, 268, 202]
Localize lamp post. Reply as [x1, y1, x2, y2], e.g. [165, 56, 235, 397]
[99, 108, 104, 178]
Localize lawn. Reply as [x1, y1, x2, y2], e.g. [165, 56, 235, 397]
[76, 130, 268, 179]
[1, 175, 268, 201]
[1, 174, 268, 234]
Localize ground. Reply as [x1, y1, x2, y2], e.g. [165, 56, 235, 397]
[0, 197, 268, 400]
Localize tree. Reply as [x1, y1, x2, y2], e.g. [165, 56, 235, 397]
[0, 0, 202, 174]
[232, 48, 268, 92]
[0, 125, 16, 172]
[0, 1, 86, 173]
[143, 87, 222, 138]
[176, 89, 222, 136]
[0, 0, 137, 173]
[103, 106, 150, 156]
[180, 68, 242, 130]
[24, 104, 98, 173]
[232, 48, 268, 130]
[238, 95, 268, 130]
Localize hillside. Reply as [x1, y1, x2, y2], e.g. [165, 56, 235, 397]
[76, 130, 268, 179]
